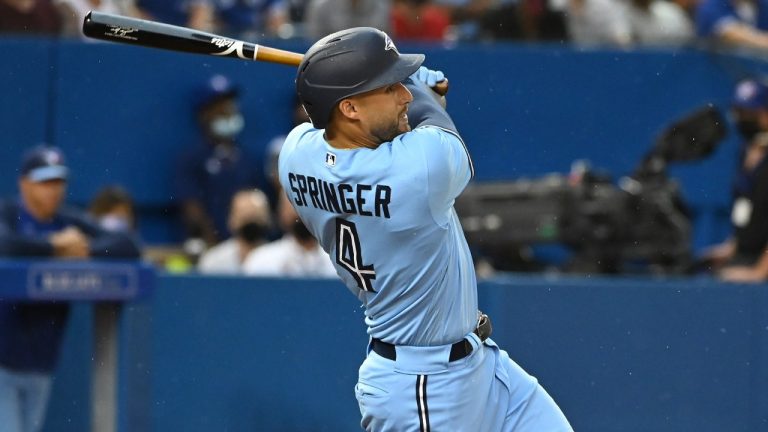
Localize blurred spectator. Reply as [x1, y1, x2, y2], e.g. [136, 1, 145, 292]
[695, 0, 768, 53]
[55, 0, 141, 39]
[391, 0, 451, 41]
[626, 0, 694, 45]
[286, 0, 308, 23]
[212, 0, 289, 40]
[135, 0, 213, 30]
[672, 0, 702, 18]
[242, 193, 336, 277]
[701, 79, 768, 282]
[0, 145, 141, 432]
[264, 96, 310, 211]
[88, 185, 136, 233]
[303, 0, 391, 40]
[432, 0, 489, 40]
[432, 0, 567, 41]
[0, 0, 62, 35]
[175, 74, 263, 253]
[517, 0, 568, 41]
[432, 0, 528, 40]
[198, 188, 271, 274]
[565, 0, 632, 47]
[478, 0, 526, 40]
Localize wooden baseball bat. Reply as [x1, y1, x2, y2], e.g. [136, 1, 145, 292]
[82, 11, 304, 66]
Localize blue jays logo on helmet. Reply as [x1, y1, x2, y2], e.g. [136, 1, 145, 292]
[384, 35, 399, 54]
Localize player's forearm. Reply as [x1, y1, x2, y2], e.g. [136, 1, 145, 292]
[404, 78, 458, 133]
[88, 232, 142, 258]
[720, 24, 768, 51]
[752, 248, 768, 279]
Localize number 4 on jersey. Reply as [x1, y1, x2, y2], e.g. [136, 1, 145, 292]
[335, 218, 376, 292]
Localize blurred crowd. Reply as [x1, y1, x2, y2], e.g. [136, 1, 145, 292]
[2, 0, 768, 280]
[2, 0, 767, 271]
[2, 0, 768, 51]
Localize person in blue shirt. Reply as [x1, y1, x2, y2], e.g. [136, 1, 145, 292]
[135, 0, 214, 30]
[175, 74, 263, 248]
[212, 0, 288, 40]
[0, 145, 141, 432]
[696, 0, 768, 51]
[279, 27, 572, 431]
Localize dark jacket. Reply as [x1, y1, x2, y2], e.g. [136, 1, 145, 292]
[0, 200, 142, 372]
[733, 155, 768, 263]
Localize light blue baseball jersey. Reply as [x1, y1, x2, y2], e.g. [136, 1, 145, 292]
[279, 76, 573, 432]
[278, 84, 476, 346]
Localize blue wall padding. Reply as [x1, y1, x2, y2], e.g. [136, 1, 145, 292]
[44, 275, 768, 432]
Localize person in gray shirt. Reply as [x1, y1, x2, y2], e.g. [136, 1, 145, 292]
[303, 0, 390, 39]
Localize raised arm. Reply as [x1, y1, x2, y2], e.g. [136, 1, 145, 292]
[60, 208, 142, 259]
[404, 66, 458, 134]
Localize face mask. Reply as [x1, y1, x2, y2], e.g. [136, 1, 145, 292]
[736, 118, 762, 141]
[210, 113, 244, 139]
[736, 2, 757, 24]
[236, 221, 266, 244]
[292, 220, 314, 242]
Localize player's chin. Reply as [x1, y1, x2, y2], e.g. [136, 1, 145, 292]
[399, 115, 411, 133]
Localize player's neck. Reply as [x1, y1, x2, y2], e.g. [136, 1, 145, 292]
[325, 124, 380, 150]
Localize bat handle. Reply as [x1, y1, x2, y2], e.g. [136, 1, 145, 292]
[434, 79, 449, 96]
[256, 45, 304, 67]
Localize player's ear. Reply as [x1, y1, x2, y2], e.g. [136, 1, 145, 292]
[337, 99, 360, 121]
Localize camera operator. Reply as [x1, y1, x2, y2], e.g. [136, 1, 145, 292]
[702, 79, 768, 282]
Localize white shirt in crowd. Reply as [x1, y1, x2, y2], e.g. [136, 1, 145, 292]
[197, 238, 243, 275]
[625, 1, 693, 46]
[242, 236, 338, 278]
[55, 0, 132, 39]
[562, 0, 693, 47]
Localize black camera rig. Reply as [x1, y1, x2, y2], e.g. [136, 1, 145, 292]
[456, 106, 728, 274]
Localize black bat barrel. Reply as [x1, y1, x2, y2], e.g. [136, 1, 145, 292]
[82, 11, 259, 61]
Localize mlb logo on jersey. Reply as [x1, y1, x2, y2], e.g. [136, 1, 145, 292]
[325, 152, 336, 167]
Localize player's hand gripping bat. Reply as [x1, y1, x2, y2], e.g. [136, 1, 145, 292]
[82, 11, 304, 66]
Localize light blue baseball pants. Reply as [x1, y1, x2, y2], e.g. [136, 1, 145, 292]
[355, 333, 572, 431]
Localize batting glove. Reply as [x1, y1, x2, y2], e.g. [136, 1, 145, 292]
[411, 66, 445, 88]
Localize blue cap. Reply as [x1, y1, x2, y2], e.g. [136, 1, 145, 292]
[733, 79, 768, 109]
[198, 74, 239, 110]
[20, 145, 68, 182]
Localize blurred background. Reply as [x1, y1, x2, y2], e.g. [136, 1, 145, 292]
[1, 0, 768, 431]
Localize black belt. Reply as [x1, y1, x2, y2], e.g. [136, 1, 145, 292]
[371, 312, 492, 362]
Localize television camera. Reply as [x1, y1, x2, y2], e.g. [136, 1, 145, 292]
[455, 106, 728, 274]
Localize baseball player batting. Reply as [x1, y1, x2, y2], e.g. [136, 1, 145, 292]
[279, 27, 572, 431]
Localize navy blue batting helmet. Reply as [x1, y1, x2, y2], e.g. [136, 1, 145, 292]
[296, 27, 424, 129]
